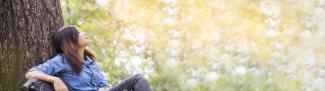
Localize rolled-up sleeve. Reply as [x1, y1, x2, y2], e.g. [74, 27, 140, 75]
[26, 55, 66, 75]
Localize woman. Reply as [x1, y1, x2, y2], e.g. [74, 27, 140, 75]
[25, 26, 152, 91]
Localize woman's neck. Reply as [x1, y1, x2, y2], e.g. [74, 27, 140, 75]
[78, 47, 85, 63]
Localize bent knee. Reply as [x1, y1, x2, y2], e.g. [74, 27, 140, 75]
[132, 74, 145, 80]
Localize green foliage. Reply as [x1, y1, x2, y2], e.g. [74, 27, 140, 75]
[60, 0, 325, 90]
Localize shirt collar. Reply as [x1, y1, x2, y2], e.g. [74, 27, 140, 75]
[84, 56, 94, 66]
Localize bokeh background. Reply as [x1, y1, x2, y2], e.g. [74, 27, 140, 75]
[60, 0, 325, 90]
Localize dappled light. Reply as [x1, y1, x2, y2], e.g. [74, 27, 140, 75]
[61, 0, 325, 90]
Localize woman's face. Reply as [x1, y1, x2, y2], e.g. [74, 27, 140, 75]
[78, 32, 89, 47]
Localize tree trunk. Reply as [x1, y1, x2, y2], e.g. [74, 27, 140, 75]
[0, 0, 63, 90]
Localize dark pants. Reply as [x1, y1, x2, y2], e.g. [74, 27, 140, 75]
[108, 74, 152, 91]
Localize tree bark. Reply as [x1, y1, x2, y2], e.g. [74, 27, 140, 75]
[0, 0, 63, 90]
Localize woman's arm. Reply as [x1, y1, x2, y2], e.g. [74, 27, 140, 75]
[25, 54, 66, 82]
[25, 55, 69, 91]
[26, 71, 69, 91]
[25, 71, 59, 83]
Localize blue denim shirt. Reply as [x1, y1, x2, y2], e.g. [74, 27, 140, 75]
[26, 54, 109, 91]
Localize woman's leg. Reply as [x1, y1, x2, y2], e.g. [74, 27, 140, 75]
[108, 74, 152, 91]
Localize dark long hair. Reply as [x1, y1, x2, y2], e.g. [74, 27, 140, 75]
[53, 25, 96, 74]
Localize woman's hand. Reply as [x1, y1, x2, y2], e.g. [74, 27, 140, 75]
[53, 77, 69, 91]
